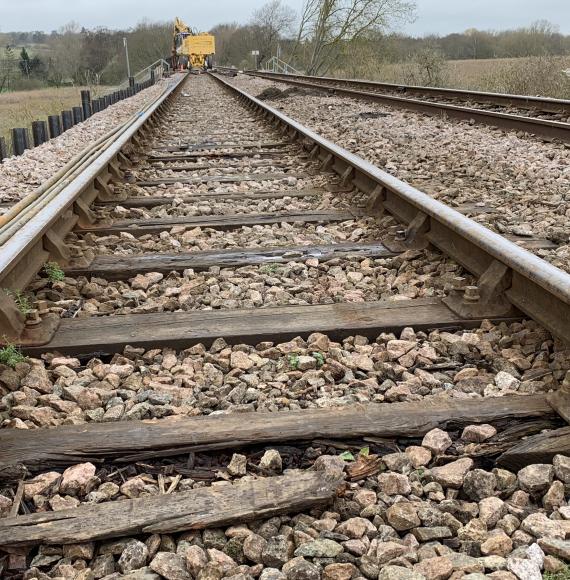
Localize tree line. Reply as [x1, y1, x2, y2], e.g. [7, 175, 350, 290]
[214, 5, 569, 74]
[1, 0, 569, 92]
[0, 21, 171, 91]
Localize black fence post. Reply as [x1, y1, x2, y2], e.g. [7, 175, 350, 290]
[32, 120, 48, 147]
[0, 136, 8, 162]
[48, 115, 62, 139]
[12, 128, 30, 156]
[129, 76, 135, 90]
[61, 110, 74, 131]
[72, 106, 84, 125]
[150, 69, 155, 85]
[81, 90, 92, 120]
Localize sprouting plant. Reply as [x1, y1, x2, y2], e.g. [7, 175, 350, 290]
[14, 291, 32, 315]
[44, 262, 65, 282]
[0, 341, 27, 368]
[312, 351, 325, 368]
[340, 447, 369, 463]
[288, 354, 300, 370]
[544, 568, 570, 580]
[4, 289, 32, 316]
[415, 467, 426, 481]
[340, 451, 355, 461]
[260, 263, 279, 274]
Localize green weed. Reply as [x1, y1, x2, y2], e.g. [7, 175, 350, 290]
[312, 351, 325, 368]
[288, 354, 300, 370]
[44, 261, 65, 282]
[260, 263, 279, 274]
[544, 567, 570, 580]
[340, 451, 355, 461]
[4, 289, 32, 316]
[0, 342, 27, 368]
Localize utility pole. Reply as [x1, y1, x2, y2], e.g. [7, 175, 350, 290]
[123, 37, 131, 78]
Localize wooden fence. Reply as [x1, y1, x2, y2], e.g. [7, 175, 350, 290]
[0, 62, 168, 162]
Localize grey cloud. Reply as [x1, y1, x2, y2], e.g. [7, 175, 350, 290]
[1, 0, 568, 35]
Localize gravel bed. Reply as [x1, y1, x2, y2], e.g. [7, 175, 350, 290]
[1, 440, 570, 579]
[226, 74, 570, 273]
[118, 172, 329, 196]
[1, 320, 566, 429]
[26, 250, 467, 319]
[135, 163, 308, 180]
[110, 176, 324, 200]
[135, 154, 303, 178]
[1, 323, 569, 577]
[98, 194, 354, 220]
[73, 218, 384, 256]
[0, 76, 183, 208]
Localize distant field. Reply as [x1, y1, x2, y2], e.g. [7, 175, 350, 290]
[0, 86, 108, 153]
[445, 57, 570, 96]
[364, 56, 570, 99]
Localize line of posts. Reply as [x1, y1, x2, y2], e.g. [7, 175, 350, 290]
[0, 71, 157, 162]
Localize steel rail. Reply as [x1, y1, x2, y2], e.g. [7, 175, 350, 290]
[0, 74, 187, 296]
[0, 118, 136, 241]
[211, 72, 570, 341]
[247, 71, 570, 143]
[246, 71, 570, 115]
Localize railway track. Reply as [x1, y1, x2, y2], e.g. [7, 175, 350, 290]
[0, 72, 569, 577]
[240, 70, 570, 143]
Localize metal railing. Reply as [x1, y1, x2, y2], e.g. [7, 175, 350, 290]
[262, 57, 301, 75]
[117, 59, 171, 90]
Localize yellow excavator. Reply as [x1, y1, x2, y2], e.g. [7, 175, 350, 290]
[172, 17, 215, 72]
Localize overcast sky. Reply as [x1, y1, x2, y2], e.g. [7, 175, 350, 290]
[1, 0, 569, 35]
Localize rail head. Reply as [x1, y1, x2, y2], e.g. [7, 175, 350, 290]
[211, 72, 570, 342]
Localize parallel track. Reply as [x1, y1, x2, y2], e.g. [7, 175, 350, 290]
[242, 70, 570, 143]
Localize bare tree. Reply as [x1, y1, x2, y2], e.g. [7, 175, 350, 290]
[126, 20, 172, 72]
[50, 21, 83, 85]
[294, 0, 415, 75]
[251, 0, 296, 64]
[0, 46, 18, 92]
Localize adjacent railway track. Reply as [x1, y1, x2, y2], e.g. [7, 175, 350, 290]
[0, 71, 569, 576]
[242, 69, 570, 143]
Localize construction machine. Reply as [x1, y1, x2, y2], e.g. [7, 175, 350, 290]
[172, 17, 215, 72]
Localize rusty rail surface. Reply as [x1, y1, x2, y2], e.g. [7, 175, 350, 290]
[211, 72, 570, 342]
[246, 71, 570, 143]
